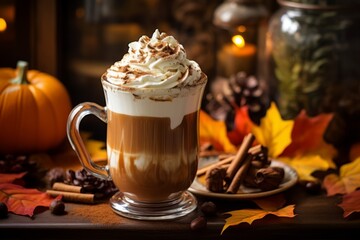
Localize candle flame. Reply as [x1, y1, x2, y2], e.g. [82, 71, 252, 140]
[232, 35, 245, 48]
[0, 18, 7, 32]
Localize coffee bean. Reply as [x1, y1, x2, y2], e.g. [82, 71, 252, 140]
[190, 216, 207, 230]
[10, 164, 23, 173]
[75, 170, 85, 181]
[305, 181, 321, 195]
[200, 201, 217, 216]
[73, 179, 81, 186]
[66, 169, 75, 181]
[0, 202, 8, 218]
[46, 168, 65, 187]
[50, 200, 65, 215]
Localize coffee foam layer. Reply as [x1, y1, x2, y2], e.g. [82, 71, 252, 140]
[103, 83, 205, 129]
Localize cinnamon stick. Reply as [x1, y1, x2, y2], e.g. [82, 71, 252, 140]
[248, 144, 263, 155]
[52, 182, 84, 193]
[225, 133, 255, 182]
[46, 190, 94, 204]
[218, 154, 234, 161]
[196, 156, 234, 177]
[226, 154, 253, 194]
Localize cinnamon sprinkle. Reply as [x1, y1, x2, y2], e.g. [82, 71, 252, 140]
[69, 203, 124, 225]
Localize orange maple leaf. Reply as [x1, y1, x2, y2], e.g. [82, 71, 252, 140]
[199, 110, 236, 153]
[338, 190, 360, 218]
[0, 172, 27, 184]
[221, 205, 296, 234]
[281, 111, 335, 158]
[323, 157, 360, 196]
[0, 183, 60, 217]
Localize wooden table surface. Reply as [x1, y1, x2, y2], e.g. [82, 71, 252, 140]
[1, 141, 360, 240]
[2, 184, 360, 240]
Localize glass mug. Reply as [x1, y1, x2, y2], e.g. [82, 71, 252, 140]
[67, 73, 207, 220]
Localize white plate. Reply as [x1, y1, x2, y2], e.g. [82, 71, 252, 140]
[188, 158, 298, 200]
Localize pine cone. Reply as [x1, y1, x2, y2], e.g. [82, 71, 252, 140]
[205, 72, 269, 129]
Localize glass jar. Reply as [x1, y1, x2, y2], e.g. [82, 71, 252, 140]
[266, 0, 360, 151]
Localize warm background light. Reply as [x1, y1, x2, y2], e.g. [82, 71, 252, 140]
[237, 25, 247, 33]
[0, 18, 7, 32]
[232, 34, 245, 48]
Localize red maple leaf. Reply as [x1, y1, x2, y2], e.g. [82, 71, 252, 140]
[0, 172, 27, 184]
[227, 106, 253, 146]
[338, 190, 360, 218]
[281, 110, 333, 157]
[0, 183, 61, 217]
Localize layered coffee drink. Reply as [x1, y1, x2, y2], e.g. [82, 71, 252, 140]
[102, 29, 207, 203]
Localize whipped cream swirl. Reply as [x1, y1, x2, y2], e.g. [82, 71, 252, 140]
[104, 29, 202, 89]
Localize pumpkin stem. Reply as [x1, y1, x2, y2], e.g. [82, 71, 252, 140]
[11, 61, 29, 85]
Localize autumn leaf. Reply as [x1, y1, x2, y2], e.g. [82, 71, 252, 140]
[227, 106, 253, 146]
[338, 190, 360, 218]
[252, 102, 294, 158]
[199, 110, 236, 153]
[0, 172, 27, 184]
[0, 183, 60, 217]
[85, 138, 107, 161]
[281, 111, 335, 158]
[323, 157, 360, 196]
[280, 154, 336, 182]
[221, 205, 296, 234]
[78, 132, 107, 161]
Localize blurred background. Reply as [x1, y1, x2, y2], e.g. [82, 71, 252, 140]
[1, 0, 359, 153]
[0, 0, 277, 137]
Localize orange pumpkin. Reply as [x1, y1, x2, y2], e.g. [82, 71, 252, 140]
[0, 61, 72, 154]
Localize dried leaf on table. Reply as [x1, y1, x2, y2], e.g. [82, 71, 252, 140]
[0, 172, 27, 184]
[323, 157, 360, 196]
[281, 110, 336, 158]
[338, 190, 360, 218]
[221, 204, 296, 234]
[252, 102, 294, 158]
[199, 110, 236, 153]
[227, 106, 253, 147]
[0, 183, 61, 217]
[280, 154, 336, 182]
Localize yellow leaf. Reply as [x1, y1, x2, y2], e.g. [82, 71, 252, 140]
[85, 138, 107, 161]
[324, 157, 360, 196]
[279, 154, 336, 181]
[80, 132, 107, 162]
[221, 205, 296, 234]
[252, 102, 294, 158]
[199, 110, 237, 153]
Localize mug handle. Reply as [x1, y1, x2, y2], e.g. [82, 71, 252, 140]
[67, 102, 111, 180]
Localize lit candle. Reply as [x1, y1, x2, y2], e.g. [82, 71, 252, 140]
[0, 18, 7, 32]
[217, 34, 257, 77]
